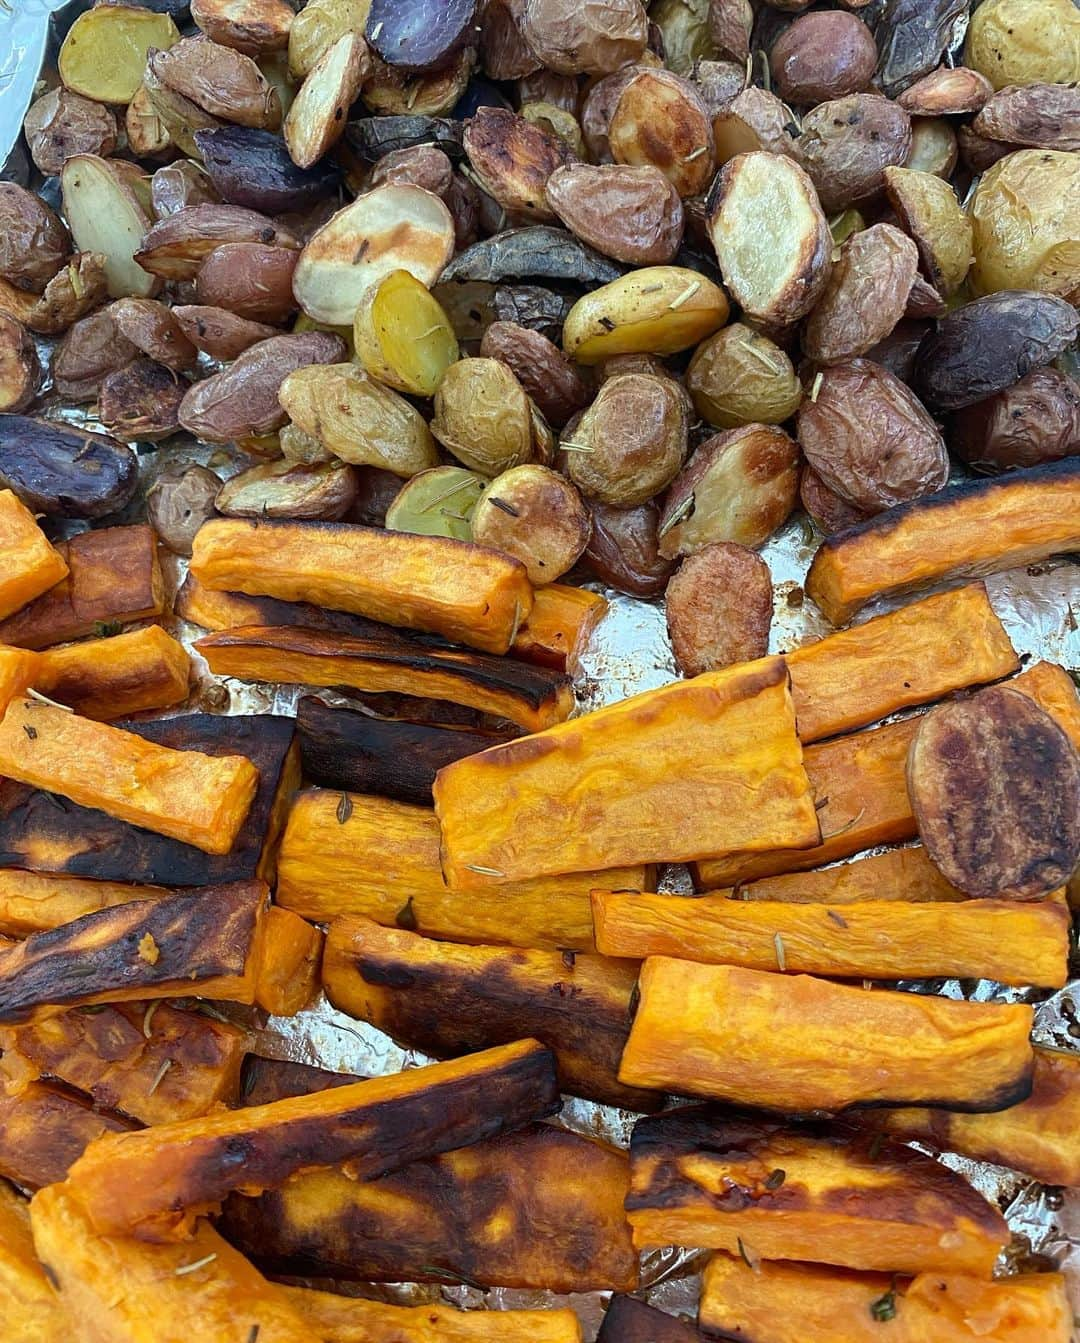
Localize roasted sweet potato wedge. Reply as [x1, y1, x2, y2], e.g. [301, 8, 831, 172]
[626, 1106, 1009, 1275]
[0, 714, 299, 888]
[699, 1253, 1070, 1343]
[190, 518, 535, 655]
[0, 881, 267, 1025]
[435, 657, 818, 888]
[0, 1002, 246, 1126]
[30, 1182, 316, 1343]
[0, 524, 162, 651]
[733, 845, 969, 904]
[618, 960, 1034, 1112]
[176, 570, 395, 641]
[239, 1056, 361, 1106]
[324, 916, 658, 1110]
[592, 889, 1069, 987]
[805, 457, 1080, 625]
[195, 624, 574, 733]
[0, 1179, 66, 1341]
[34, 624, 191, 721]
[511, 584, 607, 673]
[221, 1120, 638, 1293]
[0, 1079, 132, 1190]
[296, 697, 513, 804]
[285, 1288, 585, 1343]
[66, 1039, 560, 1240]
[277, 790, 651, 953]
[785, 584, 1018, 743]
[596, 1297, 700, 1343]
[0, 491, 68, 623]
[0, 647, 39, 719]
[0, 700, 258, 856]
[0, 870, 165, 936]
[254, 906, 322, 1016]
[870, 1046, 1080, 1188]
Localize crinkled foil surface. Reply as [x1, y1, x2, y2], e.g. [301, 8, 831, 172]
[4, 3, 1080, 1332]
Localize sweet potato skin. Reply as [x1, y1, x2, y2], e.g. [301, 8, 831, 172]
[0, 490, 69, 622]
[699, 1253, 1070, 1343]
[435, 657, 819, 887]
[592, 888, 1069, 987]
[785, 583, 1018, 743]
[0, 1002, 247, 1125]
[0, 714, 298, 887]
[254, 906, 322, 1016]
[66, 1039, 561, 1240]
[626, 1106, 1009, 1276]
[195, 623, 574, 732]
[805, 457, 1080, 625]
[323, 915, 659, 1110]
[0, 525, 162, 650]
[34, 624, 191, 720]
[29, 1182, 316, 1343]
[618, 960, 1035, 1113]
[0, 1177, 67, 1343]
[0, 1079, 133, 1189]
[0, 881, 267, 1024]
[871, 1046, 1080, 1188]
[0, 700, 258, 856]
[190, 518, 535, 654]
[284, 1288, 584, 1343]
[276, 789, 651, 952]
[221, 1121, 639, 1294]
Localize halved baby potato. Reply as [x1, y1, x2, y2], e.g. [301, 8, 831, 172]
[354, 270, 459, 397]
[562, 265, 729, 363]
[191, 0, 295, 57]
[284, 32, 368, 170]
[608, 69, 715, 198]
[61, 155, 160, 299]
[59, 5, 180, 105]
[386, 466, 488, 542]
[883, 166, 973, 297]
[289, 0, 371, 79]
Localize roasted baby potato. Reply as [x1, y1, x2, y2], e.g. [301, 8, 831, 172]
[148, 463, 223, 555]
[463, 108, 574, 222]
[196, 126, 343, 215]
[803, 224, 919, 365]
[361, 47, 475, 118]
[665, 541, 772, 675]
[707, 0, 752, 64]
[149, 36, 283, 132]
[151, 161, 221, 218]
[354, 269, 458, 397]
[52, 308, 139, 402]
[898, 65, 994, 116]
[562, 265, 729, 363]
[520, 100, 588, 160]
[58, 4, 181, 105]
[194, 241, 299, 322]
[799, 93, 912, 213]
[799, 466, 872, 535]
[770, 11, 878, 106]
[0, 185, 70, 295]
[608, 70, 715, 198]
[432, 357, 538, 474]
[905, 115, 958, 177]
[471, 465, 591, 584]
[582, 500, 674, 598]
[707, 152, 831, 326]
[191, 0, 295, 57]
[0, 253, 108, 337]
[691, 57, 746, 118]
[143, 65, 223, 156]
[545, 163, 684, 267]
[658, 424, 800, 556]
[173, 304, 278, 359]
[564, 373, 688, 508]
[110, 297, 199, 372]
[964, 0, 1080, 90]
[646, 0, 712, 75]
[370, 144, 454, 197]
[798, 358, 949, 512]
[712, 87, 803, 167]
[479, 321, 591, 427]
[883, 165, 972, 295]
[289, 0, 371, 78]
[284, 33, 368, 169]
[687, 323, 802, 428]
[215, 459, 358, 520]
[580, 64, 647, 163]
[973, 83, 1080, 153]
[481, 0, 542, 81]
[0, 416, 138, 520]
[365, 0, 477, 72]
[386, 466, 487, 542]
[951, 368, 1080, 475]
[125, 83, 173, 158]
[23, 89, 118, 177]
[99, 359, 186, 442]
[136, 202, 300, 281]
[0, 315, 42, 415]
[519, 0, 648, 75]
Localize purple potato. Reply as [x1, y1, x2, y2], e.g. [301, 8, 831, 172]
[366, 0, 479, 73]
[194, 127, 341, 216]
[0, 415, 138, 519]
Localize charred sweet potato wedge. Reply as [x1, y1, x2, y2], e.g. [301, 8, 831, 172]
[0, 700, 258, 856]
[435, 657, 818, 888]
[733, 846, 969, 904]
[284, 1288, 584, 1343]
[190, 518, 535, 655]
[626, 1106, 1009, 1275]
[0, 870, 166, 936]
[870, 1046, 1080, 1189]
[618, 960, 1034, 1112]
[195, 624, 574, 733]
[596, 1297, 700, 1343]
[324, 916, 659, 1111]
[277, 789, 651, 953]
[785, 584, 1018, 743]
[221, 1121, 638, 1294]
[34, 624, 191, 720]
[296, 697, 513, 805]
[254, 906, 322, 1017]
[511, 584, 607, 673]
[239, 1056, 362, 1106]
[0, 714, 298, 888]
[0, 1178, 67, 1341]
[0, 647, 39, 719]
[805, 457, 1080, 625]
[29, 1182, 316, 1343]
[593, 889, 1068, 987]
[699, 1253, 1070, 1343]
[0, 491, 68, 623]
[0, 525, 163, 651]
[0, 1080, 133, 1190]
[65, 1039, 560, 1240]
[0, 1002, 247, 1126]
[0, 882, 267, 1025]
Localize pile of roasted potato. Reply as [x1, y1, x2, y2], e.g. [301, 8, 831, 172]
[0, 0, 1078, 1336]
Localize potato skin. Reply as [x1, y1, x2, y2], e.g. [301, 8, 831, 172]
[150, 36, 283, 131]
[799, 466, 872, 536]
[883, 166, 972, 296]
[566, 373, 688, 508]
[148, 464, 223, 555]
[520, 0, 649, 75]
[172, 305, 279, 360]
[479, 321, 591, 428]
[52, 309, 139, 403]
[463, 107, 574, 222]
[973, 83, 1080, 153]
[110, 298, 199, 372]
[770, 12, 877, 106]
[803, 224, 919, 366]
[687, 323, 801, 429]
[964, 0, 1080, 90]
[799, 94, 912, 213]
[950, 368, 1080, 474]
[471, 465, 591, 585]
[608, 69, 715, 198]
[215, 459, 358, 521]
[433, 357, 537, 475]
[0, 315, 42, 415]
[863, 318, 931, 385]
[666, 542, 772, 676]
[545, 163, 684, 267]
[898, 66, 994, 116]
[23, 89, 118, 177]
[98, 359, 186, 443]
[797, 359, 948, 513]
[195, 241, 298, 323]
[0, 186, 70, 295]
[581, 500, 674, 598]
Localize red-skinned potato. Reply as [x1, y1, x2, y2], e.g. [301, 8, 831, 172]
[803, 224, 920, 365]
[898, 66, 993, 116]
[195, 242, 299, 323]
[110, 298, 199, 372]
[464, 108, 575, 222]
[125, 84, 173, 158]
[191, 0, 295, 57]
[136, 204, 301, 281]
[545, 163, 683, 267]
[520, 0, 649, 75]
[658, 424, 800, 557]
[0, 314, 42, 414]
[149, 37, 283, 132]
[98, 359, 186, 442]
[151, 162, 221, 219]
[0, 185, 70, 295]
[770, 12, 878, 106]
[950, 368, 1080, 474]
[173, 305, 280, 360]
[370, 145, 454, 198]
[692, 59, 747, 119]
[52, 309, 139, 403]
[479, 321, 591, 427]
[798, 94, 912, 213]
[799, 466, 873, 535]
[215, 459, 358, 520]
[23, 89, 118, 177]
[712, 88, 804, 167]
[665, 541, 772, 675]
[708, 0, 752, 62]
[608, 69, 715, 198]
[581, 499, 674, 598]
[580, 65, 649, 163]
[148, 464, 223, 555]
[482, 0, 542, 80]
